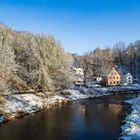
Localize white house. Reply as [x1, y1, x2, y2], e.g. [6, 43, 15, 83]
[72, 67, 84, 83]
[122, 72, 133, 85]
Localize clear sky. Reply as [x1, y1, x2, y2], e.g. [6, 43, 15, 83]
[0, 0, 140, 54]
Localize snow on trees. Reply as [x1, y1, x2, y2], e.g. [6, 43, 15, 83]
[0, 24, 74, 94]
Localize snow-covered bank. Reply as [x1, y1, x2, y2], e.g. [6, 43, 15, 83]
[108, 85, 140, 92]
[0, 94, 68, 123]
[0, 87, 110, 124]
[0, 84, 140, 124]
[119, 84, 140, 139]
[61, 87, 109, 100]
[121, 96, 140, 139]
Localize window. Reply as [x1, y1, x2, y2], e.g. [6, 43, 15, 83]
[114, 77, 115, 79]
[110, 82, 112, 84]
[114, 82, 116, 84]
[117, 77, 118, 79]
[110, 77, 112, 79]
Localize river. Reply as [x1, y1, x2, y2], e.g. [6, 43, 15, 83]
[0, 93, 139, 140]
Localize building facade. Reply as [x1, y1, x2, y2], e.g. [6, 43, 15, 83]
[122, 73, 133, 85]
[105, 67, 121, 86]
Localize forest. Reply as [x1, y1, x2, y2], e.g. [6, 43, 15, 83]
[0, 23, 140, 95]
[0, 24, 74, 95]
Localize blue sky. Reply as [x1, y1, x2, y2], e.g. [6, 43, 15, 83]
[0, 0, 140, 54]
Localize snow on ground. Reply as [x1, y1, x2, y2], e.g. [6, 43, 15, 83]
[121, 96, 140, 139]
[0, 87, 110, 123]
[62, 87, 109, 101]
[62, 89, 94, 100]
[0, 84, 140, 124]
[108, 85, 140, 92]
[5, 94, 44, 114]
[132, 84, 140, 89]
[0, 94, 67, 123]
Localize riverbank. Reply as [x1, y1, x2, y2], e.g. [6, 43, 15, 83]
[121, 96, 140, 139]
[0, 85, 140, 124]
[120, 84, 140, 139]
[0, 88, 108, 123]
[0, 94, 68, 123]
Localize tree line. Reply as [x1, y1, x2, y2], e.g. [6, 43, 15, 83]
[0, 24, 74, 95]
[73, 41, 140, 85]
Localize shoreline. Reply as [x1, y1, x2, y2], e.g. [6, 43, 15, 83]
[121, 96, 140, 139]
[0, 85, 140, 124]
[0, 94, 69, 123]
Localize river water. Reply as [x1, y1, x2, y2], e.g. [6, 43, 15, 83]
[0, 93, 138, 140]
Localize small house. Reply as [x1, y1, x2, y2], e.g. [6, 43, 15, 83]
[103, 67, 121, 86]
[72, 67, 84, 84]
[122, 73, 133, 85]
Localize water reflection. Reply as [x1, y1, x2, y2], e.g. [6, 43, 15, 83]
[0, 93, 138, 140]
